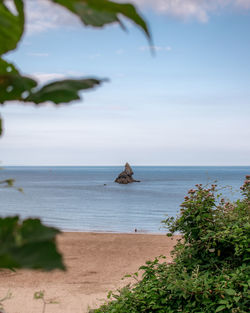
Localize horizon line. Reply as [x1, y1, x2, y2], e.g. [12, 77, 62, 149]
[1, 164, 250, 167]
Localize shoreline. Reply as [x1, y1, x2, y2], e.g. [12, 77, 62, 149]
[0, 232, 179, 313]
[61, 230, 167, 234]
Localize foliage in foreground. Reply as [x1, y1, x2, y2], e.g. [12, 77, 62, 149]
[0, 0, 150, 136]
[93, 177, 250, 313]
[0, 217, 64, 270]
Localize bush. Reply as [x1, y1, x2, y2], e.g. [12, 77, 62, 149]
[93, 177, 250, 313]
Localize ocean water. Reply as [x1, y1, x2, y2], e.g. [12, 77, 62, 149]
[0, 166, 249, 233]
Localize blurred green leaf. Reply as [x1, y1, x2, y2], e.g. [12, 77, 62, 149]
[0, 0, 24, 55]
[224, 289, 236, 296]
[52, 0, 150, 40]
[34, 291, 44, 300]
[0, 115, 2, 136]
[0, 58, 37, 103]
[0, 178, 15, 187]
[26, 78, 104, 104]
[0, 217, 65, 270]
[215, 305, 226, 312]
[0, 58, 104, 104]
[20, 219, 61, 243]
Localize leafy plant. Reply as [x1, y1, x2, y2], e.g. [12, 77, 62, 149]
[0, 178, 15, 188]
[0, 176, 23, 192]
[34, 290, 59, 313]
[93, 177, 250, 312]
[0, 168, 63, 270]
[0, 290, 12, 313]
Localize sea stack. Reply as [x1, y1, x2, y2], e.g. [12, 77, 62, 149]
[115, 163, 140, 184]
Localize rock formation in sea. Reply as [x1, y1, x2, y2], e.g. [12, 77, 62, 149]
[115, 163, 140, 184]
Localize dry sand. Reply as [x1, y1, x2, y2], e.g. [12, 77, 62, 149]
[0, 232, 178, 313]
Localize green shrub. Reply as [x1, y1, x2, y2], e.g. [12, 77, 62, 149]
[93, 177, 250, 313]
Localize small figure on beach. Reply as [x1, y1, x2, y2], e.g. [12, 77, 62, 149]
[115, 162, 140, 184]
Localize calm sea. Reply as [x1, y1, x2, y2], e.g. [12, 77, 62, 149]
[0, 166, 249, 233]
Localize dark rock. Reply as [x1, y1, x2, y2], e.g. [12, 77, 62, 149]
[115, 162, 140, 184]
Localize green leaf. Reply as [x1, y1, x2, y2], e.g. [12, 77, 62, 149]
[52, 0, 150, 40]
[20, 219, 60, 244]
[218, 300, 228, 305]
[0, 216, 65, 271]
[10, 241, 64, 270]
[0, 0, 24, 55]
[0, 178, 15, 187]
[0, 115, 2, 136]
[215, 305, 226, 312]
[34, 291, 44, 300]
[0, 58, 37, 103]
[26, 78, 104, 104]
[233, 296, 241, 303]
[225, 289, 236, 296]
[0, 58, 104, 105]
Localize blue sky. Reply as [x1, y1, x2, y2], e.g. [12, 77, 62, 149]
[1, 0, 250, 165]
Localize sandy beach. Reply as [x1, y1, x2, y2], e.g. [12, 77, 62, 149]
[0, 232, 178, 313]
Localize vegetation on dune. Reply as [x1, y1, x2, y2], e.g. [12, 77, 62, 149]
[93, 177, 250, 313]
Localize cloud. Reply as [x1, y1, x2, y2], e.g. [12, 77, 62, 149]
[235, 0, 250, 9]
[16, 0, 250, 36]
[33, 72, 66, 84]
[32, 71, 87, 84]
[24, 0, 80, 34]
[132, 0, 250, 22]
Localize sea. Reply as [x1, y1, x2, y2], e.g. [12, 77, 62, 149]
[0, 166, 249, 233]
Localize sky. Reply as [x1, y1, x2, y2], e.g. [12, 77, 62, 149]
[1, 0, 250, 166]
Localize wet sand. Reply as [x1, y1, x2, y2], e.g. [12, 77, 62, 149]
[0, 232, 178, 313]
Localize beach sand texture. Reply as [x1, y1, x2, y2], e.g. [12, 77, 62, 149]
[0, 232, 178, 313]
